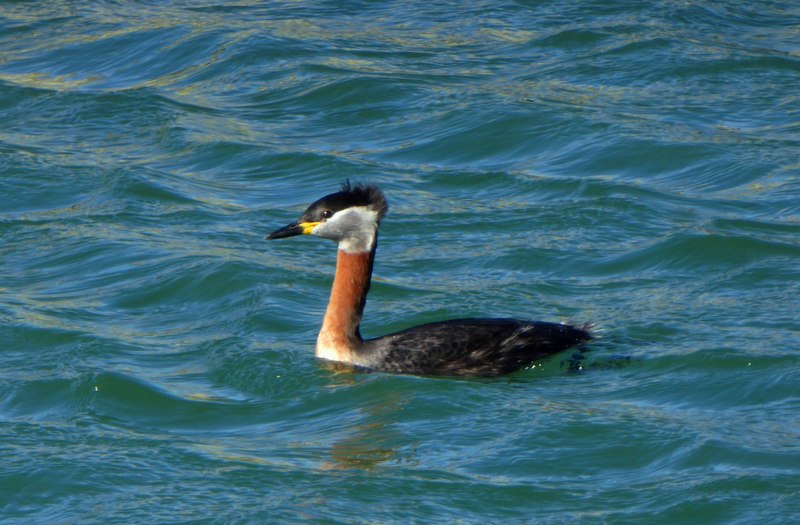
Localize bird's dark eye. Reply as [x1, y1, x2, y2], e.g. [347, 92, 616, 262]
[322, 209, 333, 219]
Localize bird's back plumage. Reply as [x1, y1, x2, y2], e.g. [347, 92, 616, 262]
[361, 318, 591, 377]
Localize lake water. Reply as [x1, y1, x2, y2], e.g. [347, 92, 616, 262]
[2, 1, 799, 523]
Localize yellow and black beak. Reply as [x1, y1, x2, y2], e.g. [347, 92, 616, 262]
[266, 221, 319, 240]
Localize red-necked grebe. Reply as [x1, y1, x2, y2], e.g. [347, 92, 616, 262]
[267, 182, 591, 377]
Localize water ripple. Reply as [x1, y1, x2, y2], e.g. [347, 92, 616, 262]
[2, 1, 800, 522]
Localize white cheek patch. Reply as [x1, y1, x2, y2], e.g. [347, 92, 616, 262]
[312, 207, 378, 253]
[338, 232, 376, 253]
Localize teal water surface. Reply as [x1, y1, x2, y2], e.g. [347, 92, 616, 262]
[2, 1, 800, 523]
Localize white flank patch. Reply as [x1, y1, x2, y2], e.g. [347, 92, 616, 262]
[315, 342, 350, 363]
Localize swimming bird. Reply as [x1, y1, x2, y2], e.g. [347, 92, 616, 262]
[267, 182, 591, 377]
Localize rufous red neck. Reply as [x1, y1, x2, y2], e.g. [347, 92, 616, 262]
[315, 247, 375, 363]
